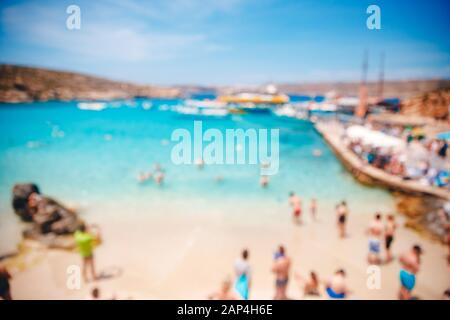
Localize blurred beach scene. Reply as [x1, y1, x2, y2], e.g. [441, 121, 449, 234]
[0, 0, 449, 301]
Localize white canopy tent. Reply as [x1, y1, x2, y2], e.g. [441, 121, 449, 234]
[346, 125, 406, 150]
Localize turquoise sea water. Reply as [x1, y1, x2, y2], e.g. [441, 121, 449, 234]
[0, 99, 394, 251]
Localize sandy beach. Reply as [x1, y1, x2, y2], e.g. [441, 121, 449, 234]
[3, 199, 449, 300]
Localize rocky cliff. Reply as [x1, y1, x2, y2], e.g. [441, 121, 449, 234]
[0, 64, 180, 103]
[400, 88, 450, 120]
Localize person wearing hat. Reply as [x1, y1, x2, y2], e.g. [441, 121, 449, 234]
[398, 244, 423, 300]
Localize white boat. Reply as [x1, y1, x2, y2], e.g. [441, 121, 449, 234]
[77, 102, 107, 111]
[200, 108, 228, 116]
[274, 104, 297, 117]
[185, 99, 227, 108]
[175, 100, 229, 117]
[174, 105, 199, 115]
[142, 102, 153, 110]
[158, 104, 170, 111]
[309, 102, 337, 112]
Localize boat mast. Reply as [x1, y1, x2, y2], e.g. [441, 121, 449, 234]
[355, 49, 369, 118]
[377, 52, 385, 102]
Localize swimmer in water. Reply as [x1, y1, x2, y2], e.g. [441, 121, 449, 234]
[195, 158, 204, 169]
[154, 171, 164, 185]
[260, 175, 269, 188]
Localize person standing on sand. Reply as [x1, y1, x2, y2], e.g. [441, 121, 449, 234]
[325, 269, 349, 299]
[74, 224, 101, 282]
[234, 249, 251, 300]
[336, 201, 348, 238]
[289, 192, 302, 224]
[0, 266, 12, 300]
[384, 214, 397, 262]
[367, 213, 383, 264]
[271, 245, 291, 300]
[399, 245, 423, 300]
[310, 198, 317, 221]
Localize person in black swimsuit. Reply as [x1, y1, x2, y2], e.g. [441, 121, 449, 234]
[336, 201, 348, 238]
[384, 214, 397, 262]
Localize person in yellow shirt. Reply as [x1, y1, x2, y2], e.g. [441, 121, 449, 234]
[74, 224, 101, 282]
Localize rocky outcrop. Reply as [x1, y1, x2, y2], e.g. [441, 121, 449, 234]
[12, 183, 84, 248]
[0, 64, 180, 103]
[12, 183, 40, 222]
[401, 88, 450, 120]
[394, 193, 447, 243]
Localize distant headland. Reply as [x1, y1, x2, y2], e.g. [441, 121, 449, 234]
[1, 64, 449, 103]
[0, 64, 181, 103]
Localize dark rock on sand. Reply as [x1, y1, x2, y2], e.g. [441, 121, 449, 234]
[12, 183, 84, 248]
[12, 183, 40, 221]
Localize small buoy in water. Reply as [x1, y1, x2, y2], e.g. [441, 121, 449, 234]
[312, 149, 322, 157]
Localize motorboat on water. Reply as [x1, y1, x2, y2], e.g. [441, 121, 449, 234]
[218, 93, 289, 105]
[308, 102, 337, 112]
[273, 104, 297, 117]
[185, 99, 227, 109]
[273, 103, 310, 119]
[174, 99, 229, 117]
[77, 102, 107, 111]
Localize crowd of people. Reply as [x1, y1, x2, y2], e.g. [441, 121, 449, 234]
[206, 193, 450, 301]
[1, 191, 449, 301]
[345, 124, 449, 189]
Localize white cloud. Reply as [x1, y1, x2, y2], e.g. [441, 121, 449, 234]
[0, 1, 229, 62]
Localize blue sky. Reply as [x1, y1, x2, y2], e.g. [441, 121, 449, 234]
[0, 0, 449, 85]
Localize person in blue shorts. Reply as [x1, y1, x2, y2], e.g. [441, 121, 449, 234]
[399, 245, 422, 300]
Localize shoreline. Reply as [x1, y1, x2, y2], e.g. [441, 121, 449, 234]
[2, 204, 448, 300]
[314, 120, 449, 242]
[314, 121, 450, 201]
